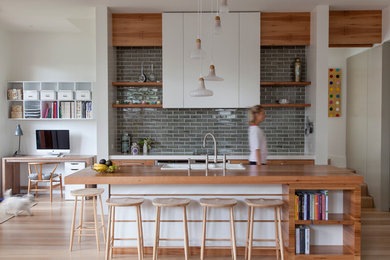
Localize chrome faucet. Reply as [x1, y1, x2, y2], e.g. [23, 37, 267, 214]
[203, 133, 217, 163]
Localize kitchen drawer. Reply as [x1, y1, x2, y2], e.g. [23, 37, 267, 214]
[64, 161, 86, 172]
[111, 159, 155, 166]
[75, 90, 91, 100]
[58, 90, 73, 100]
[229, 159, 315, 165]
[40, 90, 56, 100]
[24, 90, 39, 100]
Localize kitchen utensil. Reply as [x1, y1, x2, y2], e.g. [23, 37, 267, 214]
[138, 62, 147, 83]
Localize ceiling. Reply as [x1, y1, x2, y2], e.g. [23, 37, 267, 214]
[0, 0, 389, 32]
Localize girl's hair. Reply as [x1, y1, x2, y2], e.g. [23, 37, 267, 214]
[248, 105, 264, 125]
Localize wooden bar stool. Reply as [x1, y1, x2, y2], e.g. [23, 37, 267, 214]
[69, 188, 106, 251]
[105, 197, 145, 260]
[245, 198, 285, 260]
[200, 198, 238, 260]
[152, 197, 191, 260]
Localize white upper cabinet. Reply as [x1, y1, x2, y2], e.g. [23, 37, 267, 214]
[163, 12, 260, 108]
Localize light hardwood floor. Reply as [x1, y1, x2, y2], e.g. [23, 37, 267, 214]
[0, 195, 389, 260]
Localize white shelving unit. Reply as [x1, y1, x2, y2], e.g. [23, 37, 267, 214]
[7, 81, 94, 120]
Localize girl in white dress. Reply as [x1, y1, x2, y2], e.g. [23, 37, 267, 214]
[248, 105, 268, 165]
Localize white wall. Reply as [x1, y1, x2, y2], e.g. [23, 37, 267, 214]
[383, 6, 390, 43]
[4, 28, 97, 156]
[306, 5, 329, 165]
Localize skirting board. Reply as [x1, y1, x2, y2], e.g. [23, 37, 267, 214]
[113, 246, 280, 256]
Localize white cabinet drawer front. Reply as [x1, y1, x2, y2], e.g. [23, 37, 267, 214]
[24, 90, 39, 100]
[58, 91, 73, 100]
[75, 91, 91, 100]
[64, 162, 86, 174]
[40, 90, 56, 100]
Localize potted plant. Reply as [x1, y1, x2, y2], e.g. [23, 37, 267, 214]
[138, 137, 154, 154]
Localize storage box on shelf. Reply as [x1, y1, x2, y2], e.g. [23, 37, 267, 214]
[284, 184, 360, 259]
[6, 81, 94, 120]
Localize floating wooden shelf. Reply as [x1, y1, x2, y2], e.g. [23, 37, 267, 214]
[260, 81, 311, 86]
[112, 104, 162, 108]
[295, 213, 354, 225]
[262, 104, 311, 108]
[294, 245, 353, 259]
[112, 82, 162, 87]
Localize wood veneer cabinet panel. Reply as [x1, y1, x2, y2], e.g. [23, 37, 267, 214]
[112, 13, 162, 46]
[261, 12, 310, 46]
[111, 159, 155, 166]
[329, 11, 382, 46]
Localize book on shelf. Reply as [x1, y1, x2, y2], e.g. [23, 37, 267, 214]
[295, 225, 310, 254]
[75, 101, 92, 119]
[295, 190, 328, 221]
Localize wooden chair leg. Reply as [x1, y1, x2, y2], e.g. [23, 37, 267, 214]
[110, 206, 115, 259]
[277, 206, 285, 260]
[200, 206, 207, 260]
[230, 207, 237, 260]
[274, 207, 280, 260]
[136, 205, 143, 260]
[153, 206, 161, 260]
[105, 205, 112, 260]
[138, 205, 144, 259]
[35, 182, 38, 197]
[92, 196, 100, 251]
[98, 195, 107, 243]
[69, 196, 78, 251]
[245, 206, 251, 260]
[78, 196, 84, 244]
[27, 180, 31, 195]
[248, 207, 254, 260]
[60, 175, 63, 199]
[183, 206, 189, 260]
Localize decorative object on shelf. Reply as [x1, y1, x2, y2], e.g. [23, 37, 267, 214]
[190, 78, 213, 97]
[219, 0, 229, 14]
[148, 64, 156, 82]
[131, 142, 140, 155]
[138, 138, 154, 154]
[7, 89, 23, 100]
[121, 133, 130, 154]
[276, 98, 290, 104]
[204, 65, 224, 81]
[138, 62, 147, 83]
[13, 124, 24, 157]
[214, 15, 222, 35]
[294, 57, 301, 82]
[328, 68, 341, 117]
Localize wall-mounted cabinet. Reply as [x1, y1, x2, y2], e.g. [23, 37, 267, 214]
[329, 11, 382, 47]
[112, 13, 162, 46]
[261, 12, 310, 46]
[163, 12, 260, 108]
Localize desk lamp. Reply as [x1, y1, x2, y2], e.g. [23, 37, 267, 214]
[13, 124, 24, 157]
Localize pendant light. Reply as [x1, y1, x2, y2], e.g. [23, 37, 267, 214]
[190, 78, 213, 97]
[219, 0, 229, 14]
[204, 65, 224, 81]
[214, 15, 222, 35]
[191, 0, 206, 59]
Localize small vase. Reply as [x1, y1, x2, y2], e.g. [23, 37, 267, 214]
[143, 143, 148, 154]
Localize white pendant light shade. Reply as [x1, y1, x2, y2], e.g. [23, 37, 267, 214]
[214, 16, 222, 35]
[219, 0, 229, 13]
[191, 38, 206, 59]
[204, 65, 224, 81]
[190, 78, 213, 97]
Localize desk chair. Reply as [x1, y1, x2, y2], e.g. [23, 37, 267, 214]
[27, 162, 63, 202]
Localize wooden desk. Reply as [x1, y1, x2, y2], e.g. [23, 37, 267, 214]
[2, 155, 96, 196]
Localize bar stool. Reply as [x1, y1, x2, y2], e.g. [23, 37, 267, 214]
[69, 188, 106, 251]
[200, 198, 238, 260]
[105, 197, 145, 260]
[245, 198, 284, 260]
[152, 197, 191, 260]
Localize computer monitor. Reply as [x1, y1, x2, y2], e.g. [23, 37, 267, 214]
[36, 130, 70, 155]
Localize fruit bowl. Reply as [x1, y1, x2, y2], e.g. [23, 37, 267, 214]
[93, 159, 118, 173]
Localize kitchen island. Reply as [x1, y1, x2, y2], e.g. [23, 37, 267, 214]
[65, 165, 363, 259]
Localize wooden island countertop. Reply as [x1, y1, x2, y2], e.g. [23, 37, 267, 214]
[64, 165, 363, 185]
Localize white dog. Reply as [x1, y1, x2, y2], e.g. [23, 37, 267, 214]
[1, 189, 35, 216]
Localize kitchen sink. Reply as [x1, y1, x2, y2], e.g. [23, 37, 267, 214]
[160, 163, 246, 170]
